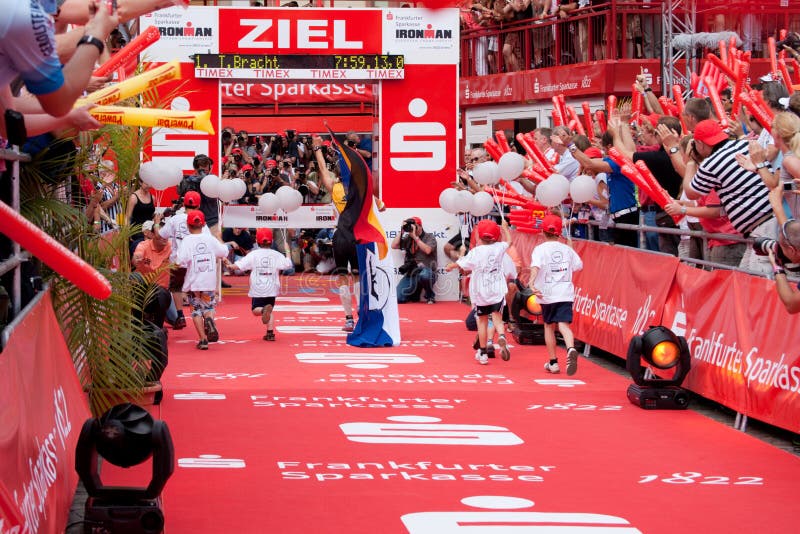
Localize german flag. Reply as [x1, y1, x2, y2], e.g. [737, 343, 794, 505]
[327, 128, 388, 259]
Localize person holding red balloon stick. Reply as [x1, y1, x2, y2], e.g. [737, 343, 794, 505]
[446, 219, 513, 365]
[529, 214, 583, 376]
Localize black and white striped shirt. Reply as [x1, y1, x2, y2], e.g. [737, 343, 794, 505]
[691, 139, 772, 235]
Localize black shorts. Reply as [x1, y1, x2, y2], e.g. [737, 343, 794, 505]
[169, 266, 187, 292]
[541, 301, 574, 324]
[476, 301, 504, 316]
[251, 296, 276, 310]
[332, 229, 359, 275]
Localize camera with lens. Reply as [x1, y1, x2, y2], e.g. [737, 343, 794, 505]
[397, 260, 417, 275]
[345, 140, 357, 148]
[402, 218, 416, 233]
[754, 237, 793, 266]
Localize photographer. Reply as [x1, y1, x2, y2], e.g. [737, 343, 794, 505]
[295, 166, 320, 203]
[178, 154, 221, 239]
[346, 131, 372, 169]
[763, 184, 800, 313]
[392, 217, 438, 304]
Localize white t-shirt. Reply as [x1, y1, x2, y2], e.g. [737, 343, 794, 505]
[159, 212, 210, 262]
[457, 241, 510, 306]
[530, 241, 583, 304]
[234, 248, 294, 298]
[176, 233, 228, 292]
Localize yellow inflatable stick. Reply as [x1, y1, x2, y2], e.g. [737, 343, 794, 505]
[78, 61, 182, 107]
[89, 106, 215, 134]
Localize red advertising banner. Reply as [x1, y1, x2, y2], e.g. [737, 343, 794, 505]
[221, 81, 373, 105]
[0, 293, 91, 533]
[460, 73, 525, 106]
[662, 265, 800, 431]
[218, 8, 383, 55]
[380, 63, 457, 208]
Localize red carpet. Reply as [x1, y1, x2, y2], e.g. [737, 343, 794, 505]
[155, 274, 800, 533]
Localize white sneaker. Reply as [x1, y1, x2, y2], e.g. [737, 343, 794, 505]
[474, 350, 482, 361]
[479, 353, 489, 365]
[544, 361, 560, 373]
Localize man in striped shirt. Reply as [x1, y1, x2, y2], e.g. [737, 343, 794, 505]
[682, 120, 775, 275]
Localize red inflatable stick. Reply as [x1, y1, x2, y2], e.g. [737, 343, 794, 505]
[768, 37, 779, 78]
[606, 95, 617, 113]
[483, 139, 504, 161]
[551, 96, 565, 126]
[633, 160, 677, 215]
[739, 92, 774, 131]
[705, 53, 737, 82]
[522, 133, 555, 173]
[93, 26, 160, 78]
[495, 130, 512, 153]
[523, 168, 546, 183]
[631, 84, 643, 124]
[730, 53, 751, 118]
[672, 84, 688, 134]
[594, 110, 607, 133]
[704, 77, 729, 128]
[581, 102, 594, 140]
[0, 201, 112, 300]
[778, 58, 794, 94]
[566, 106, 585, 135]
[751, 90, 776, 122]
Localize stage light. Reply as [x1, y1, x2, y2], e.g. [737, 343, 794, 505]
[626, 326, 692, 410]
[75, 403, 174, 534]
[509, 282, 545, 345]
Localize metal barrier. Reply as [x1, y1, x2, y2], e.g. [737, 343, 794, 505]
[0, 146, 31, 332]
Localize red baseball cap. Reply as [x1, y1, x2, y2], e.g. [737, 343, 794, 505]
[412, 216, 422, 227]
[183, 191, 201, 208]
[265, 159, 277, 168]
[584, 147, 603, 158]
[476, 219, 501, 242]
[645, 113, 661, 128]
[256, 227, 273, 246]
[542, 213, 563, 235]
[186, 209, 205, 227]
[694, 119, 729, 146]
[241, 164, 253, 172]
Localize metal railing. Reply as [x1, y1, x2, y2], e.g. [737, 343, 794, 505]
[0, 146, 31, 335]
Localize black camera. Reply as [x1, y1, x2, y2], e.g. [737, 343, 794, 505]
[402, 219, 416, 233]
[398, 260, 417, 275]
[345, 140, 357, 148]
[754, 237, 792, 265]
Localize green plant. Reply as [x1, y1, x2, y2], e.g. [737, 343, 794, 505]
[20, 122, 165, 416]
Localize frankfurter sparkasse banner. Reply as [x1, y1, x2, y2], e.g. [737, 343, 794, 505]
[141, 5, 459, 210]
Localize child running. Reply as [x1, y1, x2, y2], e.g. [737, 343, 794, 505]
[529, 213, 584, 375]
[446, 219, 511, 365]
[231, 228, 293, 341]
[176, 210, 229, 350]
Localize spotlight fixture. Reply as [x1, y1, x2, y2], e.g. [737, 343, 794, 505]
[626, 326, 692, 410]
[509, 281, 545, 345]
[75, 403, 174, 533]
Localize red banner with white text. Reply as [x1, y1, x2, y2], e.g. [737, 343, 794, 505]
[662, 265, 800, 431]
[221, 82, 373, 105]
[0, 293, 90, 533]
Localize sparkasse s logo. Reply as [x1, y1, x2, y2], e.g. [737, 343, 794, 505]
[157, 21, 212, 38]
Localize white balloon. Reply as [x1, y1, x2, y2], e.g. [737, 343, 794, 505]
[217, 179, 242, 202]
[285, 188, 304, 213]
[232, 178, 248, 199]
[438, 188, 460, 214]
[548, 173, 571, 204]
[258, 192, 280, 215]
[471, 191, 494, 216]
[472, 161, 500, 185]
[535, 178, 562, 207]
[160, 162, 184, 188]
[497, 152, 526, 180]
[455, 189, 474, 213]
[138, 161, 162, 188]
[200, 174, 220, 198]
[570, 175, 597, 204]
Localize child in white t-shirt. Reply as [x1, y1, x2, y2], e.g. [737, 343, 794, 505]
[176, 210, 229, 350]
[529, 213, 584, 375]
[231, 228, 294, 341]
[446, 219, 512, 365]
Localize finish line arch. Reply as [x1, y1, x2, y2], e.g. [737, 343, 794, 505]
[141, 5, 459, 209]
